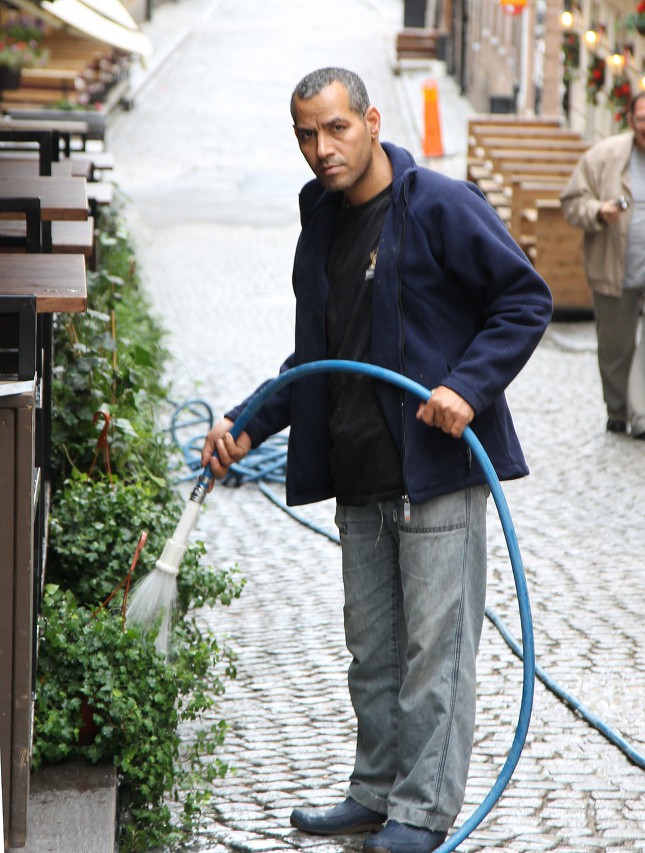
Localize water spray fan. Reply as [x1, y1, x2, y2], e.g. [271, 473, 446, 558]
[126, 387, 261, 652]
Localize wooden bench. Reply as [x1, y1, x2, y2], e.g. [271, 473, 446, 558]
[468, 139, 586, 182]
[509, 178, 568, 246]
[470, 146, 585, 184]
[51, 217, 95, 255]
[1, 33, 130, 113]
[468, 125, 583, 159]
[86, 181, 113, 219]
[486, 148, 583, 178]
[467, 115, 562, 134]
[469, 122, 578, 137]
[5, 70, 87, 110]
[463, 115, 591, 314]
[466, 117, 565, 176]
[70, 150, 114, 176]
[465, 116, 584, 181]
[396, 28, 443, 59]
[21, 67, 81, 88]
[0, 218, 95, 256]
[475, 162, 577, 200]
[493, 161, 578, 182]
[393, 28, 445, 73]
[471, 136, 586, 162]
[532, 199, 592, 316]
[477, 151, 581, 225]
[475, 136, 587, 154]
[7, 108, 106, 146]
[0, 154, 91, 179]
[1, 88, 81, 108]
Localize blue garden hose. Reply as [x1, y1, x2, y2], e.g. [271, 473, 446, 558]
[194, 359, 534, 852]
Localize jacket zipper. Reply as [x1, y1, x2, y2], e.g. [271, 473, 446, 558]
[398, 180, 409, 510]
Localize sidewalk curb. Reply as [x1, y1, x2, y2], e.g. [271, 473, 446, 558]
[129, 0, 226, 101]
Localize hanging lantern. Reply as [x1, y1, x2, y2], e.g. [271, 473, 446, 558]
[500, 0, 527, 15]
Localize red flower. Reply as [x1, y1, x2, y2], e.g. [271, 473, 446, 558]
[638, 1, 645, 13]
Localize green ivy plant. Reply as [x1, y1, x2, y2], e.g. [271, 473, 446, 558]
[39, 193, 246, 850]
[33, 584, 240, 850]
[51, 203, 172, 490]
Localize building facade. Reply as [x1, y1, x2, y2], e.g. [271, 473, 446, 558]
[426, 0, 645, 142]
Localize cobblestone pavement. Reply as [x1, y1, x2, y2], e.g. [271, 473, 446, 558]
[108, 0, 645, 850]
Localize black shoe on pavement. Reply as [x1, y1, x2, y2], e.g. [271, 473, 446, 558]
[363, 820, 447, 853]
[290, 797, 387, 835]
[606, 418, 627, 433]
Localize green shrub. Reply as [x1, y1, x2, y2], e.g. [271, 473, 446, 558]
[51, 203, 171, 490]
[38, 196, 245, 850]
[48, 473, 185, 606]
[33, 584, 238, 850]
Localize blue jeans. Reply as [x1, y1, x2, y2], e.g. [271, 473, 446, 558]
[335, 487, 488, 833]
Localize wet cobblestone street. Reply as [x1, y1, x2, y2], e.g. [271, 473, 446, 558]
[108, 0, 645, 849]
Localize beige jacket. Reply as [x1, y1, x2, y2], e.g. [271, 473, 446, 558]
[560, 131, 634, 296]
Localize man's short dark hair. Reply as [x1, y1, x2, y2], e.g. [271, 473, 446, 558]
[629, 91, 645, 113]
[290, 68, 370, 121]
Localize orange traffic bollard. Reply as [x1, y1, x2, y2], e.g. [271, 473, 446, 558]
[422, 79, 444, 157]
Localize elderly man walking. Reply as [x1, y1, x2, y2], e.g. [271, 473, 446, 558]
[561, 93, 645, 437]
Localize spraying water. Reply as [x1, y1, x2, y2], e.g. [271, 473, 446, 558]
[126, 499, 201, 654]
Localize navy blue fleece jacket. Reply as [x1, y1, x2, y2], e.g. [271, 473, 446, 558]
[226, 142, 553, 506]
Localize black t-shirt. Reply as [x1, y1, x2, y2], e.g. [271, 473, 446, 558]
[325, 185, 404, 504]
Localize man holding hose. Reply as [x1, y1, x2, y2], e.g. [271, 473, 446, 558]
[202, 68, 552, 853]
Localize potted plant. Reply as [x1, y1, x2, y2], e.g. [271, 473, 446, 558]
[562, 31, 580, 84]
[586, 54, 606, 105]
[0, 16, 48, 89]
[608, 75, 632, 129]
[625, 1, 645, 36]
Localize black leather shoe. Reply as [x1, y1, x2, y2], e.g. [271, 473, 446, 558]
[290, 797, 387, 835]
[363, 820, 447, 853]
[606, 418, 627, 433]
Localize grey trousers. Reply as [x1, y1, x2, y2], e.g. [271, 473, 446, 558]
[628, 325, 645, 436]
[593, 289, 645, 430]
[335, 487, 488, 834]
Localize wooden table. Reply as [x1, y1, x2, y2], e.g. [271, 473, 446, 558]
[0, 154, 92, 179]
[0, 117, 89, 157]
[0, 175, 88, 221]
[0, 118, 87, 134]
[0, 117, 88, 135]
[0, 254, 87, 312]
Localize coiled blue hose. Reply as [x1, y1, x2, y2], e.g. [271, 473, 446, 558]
[197, 359, 535, 851]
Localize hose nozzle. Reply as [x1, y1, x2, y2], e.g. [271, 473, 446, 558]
[190, 480, 209, 505]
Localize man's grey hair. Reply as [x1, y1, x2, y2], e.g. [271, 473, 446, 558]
[290, 68, 370, 121]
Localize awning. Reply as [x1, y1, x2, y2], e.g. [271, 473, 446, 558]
[42, 0, 153, 57]
[9, 0, 153, 58]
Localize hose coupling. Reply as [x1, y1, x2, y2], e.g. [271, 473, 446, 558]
[190, 481, 209, 505]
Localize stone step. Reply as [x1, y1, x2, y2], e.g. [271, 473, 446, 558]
[8, 763, 117, 853]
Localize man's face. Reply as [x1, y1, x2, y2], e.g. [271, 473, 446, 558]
[293, 81, 379, 197]
[628, 96, 645, 151]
